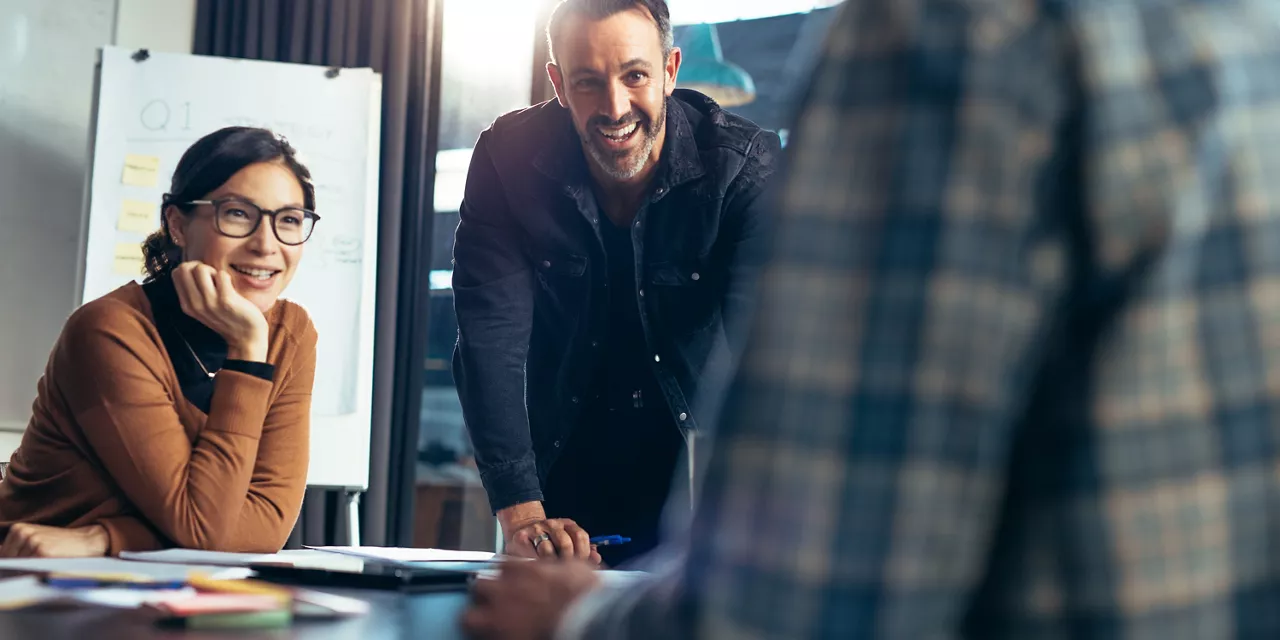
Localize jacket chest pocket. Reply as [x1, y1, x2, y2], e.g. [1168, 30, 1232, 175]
[535, 254, 587, 279]
[647, 261, 719, 337]
[535, 254, 589, 308]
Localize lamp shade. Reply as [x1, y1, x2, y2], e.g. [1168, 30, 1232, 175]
[675, 23, 756, 107]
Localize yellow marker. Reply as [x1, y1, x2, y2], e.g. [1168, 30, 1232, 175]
[112, 242, 145, 276]
[122, 154, 161, 187]
[186, 575, 292, 603]
[118, 199, 157, 234]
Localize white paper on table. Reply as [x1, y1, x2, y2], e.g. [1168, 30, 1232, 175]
[0, 557, 245, 581]
[119, 549, 278, 567]
[473, 569, 650, 588]
[122, 548, 367, 573]
[306, 546, 498, 564]
[292, 588, 372, 618]
[0, 576, 64, 610]
[72, 586, 198, 608]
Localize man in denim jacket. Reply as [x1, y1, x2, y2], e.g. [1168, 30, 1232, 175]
[452, 0, 779, 566]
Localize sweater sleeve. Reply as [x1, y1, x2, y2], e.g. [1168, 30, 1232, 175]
[92, 322, 316, 555]
[223, 319, 316, 552]
[57, 302, 272, 551]
[99, 515, 168, 555]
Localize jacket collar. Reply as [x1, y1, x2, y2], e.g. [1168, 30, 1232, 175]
[531, 109, 587, 188]
[653, 98, 706, 197]
[532, 95, 706, 199]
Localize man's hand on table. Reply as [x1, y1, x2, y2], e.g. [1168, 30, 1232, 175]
[498, 502, 602, 565]
[461, 559, 600, 640]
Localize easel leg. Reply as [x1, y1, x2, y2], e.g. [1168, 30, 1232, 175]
[345, 491, 362, 546]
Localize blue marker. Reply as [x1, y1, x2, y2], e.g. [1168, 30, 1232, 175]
[44, 576, 187, 590]
[589, 535, 631, 547]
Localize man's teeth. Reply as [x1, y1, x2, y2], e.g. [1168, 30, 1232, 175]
[598, 123, 639, 141]
[232, 266, 277, 280]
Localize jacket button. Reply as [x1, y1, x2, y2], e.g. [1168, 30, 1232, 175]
[679, 412, 688, 421]
[656, 187, 666, 196]
[591, 341, 599, 348]
[553, 440, 562, 448]
[542, 260, 551, 268]
[639, 289, 645, 297]
[571, 396, 579, 404]
[691, 272, 700, 281]
[654, 354, 661, 363]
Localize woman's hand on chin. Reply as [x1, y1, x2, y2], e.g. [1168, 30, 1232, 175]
[172, 261, 270, 362]
[0, 523, 109, 558]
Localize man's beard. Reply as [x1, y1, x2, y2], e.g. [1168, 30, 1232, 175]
[579, 100, 666, 181]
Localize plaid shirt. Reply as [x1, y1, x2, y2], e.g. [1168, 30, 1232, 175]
[561, 0, 1280, 638]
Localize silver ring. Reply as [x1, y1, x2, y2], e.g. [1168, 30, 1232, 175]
[531, 533, 552, 548]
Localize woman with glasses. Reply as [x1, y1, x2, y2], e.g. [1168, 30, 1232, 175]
[0, 127, 320, 556]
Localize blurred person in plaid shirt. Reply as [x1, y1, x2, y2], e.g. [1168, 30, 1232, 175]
[463, 0, 1280, 638]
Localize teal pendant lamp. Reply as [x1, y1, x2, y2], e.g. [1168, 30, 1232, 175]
[676, 23, 756, 107]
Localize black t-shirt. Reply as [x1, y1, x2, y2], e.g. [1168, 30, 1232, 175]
[542, 213, 685, 565]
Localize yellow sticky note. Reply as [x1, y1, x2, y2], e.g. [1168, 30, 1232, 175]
[121, 154, 160, 188]
[117, 199, 157, 234]
[111, 242, 145, 276]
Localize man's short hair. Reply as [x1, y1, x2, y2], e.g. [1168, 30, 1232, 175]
[546, 0, 674, 65]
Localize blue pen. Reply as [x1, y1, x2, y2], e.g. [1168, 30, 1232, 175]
[589, 535, 631, 547]
[43, 576, 187, 590]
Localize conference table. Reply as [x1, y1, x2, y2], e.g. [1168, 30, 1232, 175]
[0, 582, 471, 639]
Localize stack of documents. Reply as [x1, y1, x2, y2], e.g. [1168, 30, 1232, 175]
[0, 557, 248, 581]
[149, 580, 292, 631]
[305, 545, 497, 564]
[121, 548, 366, 572]
[0, 574, 194, 611]
[0, 557, 369, 623]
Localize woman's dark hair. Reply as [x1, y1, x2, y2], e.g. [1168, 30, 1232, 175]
[142, 126, 316, 280]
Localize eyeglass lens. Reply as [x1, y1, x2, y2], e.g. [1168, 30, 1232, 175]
[214, 200, 315, 245]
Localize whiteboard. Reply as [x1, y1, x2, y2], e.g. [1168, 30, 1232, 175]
[80, 47, 382, 490]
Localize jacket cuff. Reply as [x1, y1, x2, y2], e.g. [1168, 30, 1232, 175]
[99, 516, 167, 556]
[479, 454, 544, 513]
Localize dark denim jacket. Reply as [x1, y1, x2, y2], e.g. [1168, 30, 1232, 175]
[452, 89, 781, 512]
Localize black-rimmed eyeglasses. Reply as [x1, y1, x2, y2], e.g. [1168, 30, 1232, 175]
[183, 198, 321, 246]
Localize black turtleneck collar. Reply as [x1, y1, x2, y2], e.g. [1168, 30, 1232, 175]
[142, 274, 275, 413]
